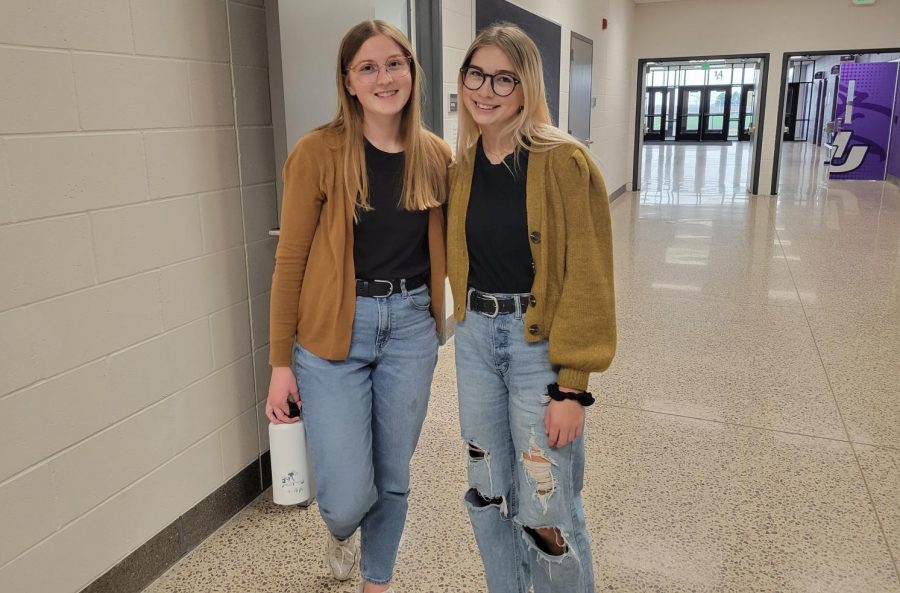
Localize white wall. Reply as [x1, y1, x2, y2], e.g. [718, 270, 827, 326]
[274, 1, 411, 156]
[0, 2, 276, 591]
[276, 0, 375, 154]
[441, 0, 635, 192]
[439, 0, 634, 323]
[270, 0, 411, 211]
[632, 0, 900, 194]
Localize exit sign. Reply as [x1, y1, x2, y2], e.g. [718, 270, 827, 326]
[851, 0, 876, 5]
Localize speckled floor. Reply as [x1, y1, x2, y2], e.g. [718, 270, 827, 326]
[143, 143, 900, 593]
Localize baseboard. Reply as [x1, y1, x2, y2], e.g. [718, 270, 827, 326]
[80, 455, 267, 593]
[610, 183, 627, 203]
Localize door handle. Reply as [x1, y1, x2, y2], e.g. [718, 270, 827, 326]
[582, 138, 594, 146]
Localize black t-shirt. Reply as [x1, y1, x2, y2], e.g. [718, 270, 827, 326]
[353, 140, 429, 280]
[466, 139, 534, 294]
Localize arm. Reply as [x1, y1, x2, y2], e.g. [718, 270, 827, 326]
[547, 147, 617, 390]
[266, 138, 326, 423]
[544, 148, 617, 447]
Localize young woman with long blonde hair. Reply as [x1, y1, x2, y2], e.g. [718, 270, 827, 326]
[266, 20, 450, 593]
[447, 23, 616, 593]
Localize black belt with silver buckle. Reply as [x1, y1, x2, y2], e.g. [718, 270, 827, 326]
[467, 289, 529, 318]
[356, 272, 428, 298]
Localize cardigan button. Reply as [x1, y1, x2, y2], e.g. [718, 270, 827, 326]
[529, 231, 541, 244]
[528, 295, 537, 307]
[528, 324, 540, 335]
[531, 261, 536, 272]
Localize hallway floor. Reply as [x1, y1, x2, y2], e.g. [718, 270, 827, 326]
[143, 144, 900, 593]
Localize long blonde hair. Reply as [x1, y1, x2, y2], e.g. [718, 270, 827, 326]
[316, 20, 445, 212]
[456, 23, 579, 164]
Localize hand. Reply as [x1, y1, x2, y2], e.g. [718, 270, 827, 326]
[266, 366, 301, 424]
[544, 389, 585, 448]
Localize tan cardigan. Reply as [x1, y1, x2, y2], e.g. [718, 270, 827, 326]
[269, 129, 451, 367]
[447, 141, 616, 390]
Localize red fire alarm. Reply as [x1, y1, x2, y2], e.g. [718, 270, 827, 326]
[602, 18, 608, 30]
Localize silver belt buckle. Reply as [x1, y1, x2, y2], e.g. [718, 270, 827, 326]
[372, 279, 394, 297]
[482, 293, 500, 318]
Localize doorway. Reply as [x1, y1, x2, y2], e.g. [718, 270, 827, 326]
[568, 31, 594, 147]
[772, 48, 900, 194]
[632, 54, 769, 195]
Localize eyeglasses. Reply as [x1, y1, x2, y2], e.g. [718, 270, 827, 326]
[345, 56, 412, 82]
[459, 67, 521, 97]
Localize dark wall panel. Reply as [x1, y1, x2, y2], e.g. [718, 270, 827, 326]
[475, 0, 561, 125]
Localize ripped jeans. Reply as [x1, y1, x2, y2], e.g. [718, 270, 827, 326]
[454, 298, 594, 593]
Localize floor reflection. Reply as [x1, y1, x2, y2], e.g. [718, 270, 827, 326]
[142, 140, 900, 593]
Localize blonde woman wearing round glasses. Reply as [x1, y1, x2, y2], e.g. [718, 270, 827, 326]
[447, 23, 615, 593]
[266, 20, 450, 593]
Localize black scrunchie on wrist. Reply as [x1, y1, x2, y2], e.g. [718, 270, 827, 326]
[547, 383, 595, 407]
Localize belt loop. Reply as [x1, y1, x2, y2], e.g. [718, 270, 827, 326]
[400, 278, 409, 297]
[466, 287, 475, 311]
[513, 294, 523, 319]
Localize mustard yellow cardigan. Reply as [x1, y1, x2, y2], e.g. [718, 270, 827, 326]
[269, 129, 450, 367]
[447, 141, 616, 390]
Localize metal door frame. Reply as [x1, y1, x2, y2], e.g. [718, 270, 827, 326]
[567, 31, 594, 147]
[633, 53, 769, 194]
[771, 46, 900, 194]
[413, 0, 443, 136]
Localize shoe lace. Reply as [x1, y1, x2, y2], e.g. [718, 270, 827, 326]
[332, 537, 355, 566]
[338, 544, 355, 565]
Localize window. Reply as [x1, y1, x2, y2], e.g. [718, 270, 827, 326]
[684, 67, 705, 85]
[709, 66, 732, 84]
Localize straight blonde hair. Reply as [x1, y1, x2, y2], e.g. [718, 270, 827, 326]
[317, 20, 445, 212]
[456, 22, 581, 164]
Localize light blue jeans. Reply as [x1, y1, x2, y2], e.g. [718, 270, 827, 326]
[455, 293, 594, 593]
[294, 283, 437, 585]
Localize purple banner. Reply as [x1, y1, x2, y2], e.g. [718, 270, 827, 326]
[830, 62, 899, 181]
[888, 72, 900, 180]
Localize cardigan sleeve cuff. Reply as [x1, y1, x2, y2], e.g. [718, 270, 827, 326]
[557, 368, 589, 392]
[268, 343, 293, 368]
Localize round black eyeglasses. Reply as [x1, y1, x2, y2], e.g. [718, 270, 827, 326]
[459, 67, 521, 97]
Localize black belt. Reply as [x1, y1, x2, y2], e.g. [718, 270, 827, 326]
[467, 289, 530, 317]
[356, 272, 428, 297]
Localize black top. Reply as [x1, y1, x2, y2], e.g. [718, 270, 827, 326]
[353, 140, 429, 280]
[466, 139, 534, 294]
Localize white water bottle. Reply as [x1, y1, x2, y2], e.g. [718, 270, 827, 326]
[269, 401, 314, 505]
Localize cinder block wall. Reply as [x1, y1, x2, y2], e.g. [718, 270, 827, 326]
[0, 2, 276, 591]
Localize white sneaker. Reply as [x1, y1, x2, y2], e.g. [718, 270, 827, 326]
[326, 532, 358, 581]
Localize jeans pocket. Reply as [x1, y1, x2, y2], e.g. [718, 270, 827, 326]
[408, 287, 432, 311]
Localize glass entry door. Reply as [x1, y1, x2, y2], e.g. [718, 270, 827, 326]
[784, 82, 800, 141]
[738, 84, 756, 141]
[702, 85, 731, 141]
[676, 86, 733, 141]
[676, 86, 703, 141]
[644, 86, 668, 141]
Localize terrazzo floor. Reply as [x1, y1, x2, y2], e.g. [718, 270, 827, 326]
[143, 142, 900, 592]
